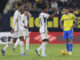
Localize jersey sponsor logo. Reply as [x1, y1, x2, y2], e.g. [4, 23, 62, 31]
[63, 18, 73, 21]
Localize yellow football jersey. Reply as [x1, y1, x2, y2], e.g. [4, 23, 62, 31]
[60, 13, 76, 31]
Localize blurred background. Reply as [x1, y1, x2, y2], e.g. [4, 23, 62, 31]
[0, 0, 80, 13]
[0, 0, 80, 32]
[0, 0, 80, 44]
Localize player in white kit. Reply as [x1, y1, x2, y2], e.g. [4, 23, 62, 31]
[13, 9, 31, 51]
[35, 5, 59, 56]
[1, 3, 27, 56]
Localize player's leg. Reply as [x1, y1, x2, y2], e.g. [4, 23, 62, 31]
[67, 29, 73, 55]
[66, 39, 69, 53]
[1, 38, 17, 56]
[13, 38, 20, 51]
[63, 31, 69, 53]
[25, 31, 30, 51]
[66, 39, 73, 55]
[36, 42, 45, 56]
[22, 30, 30, 51]
[26, 36, 30, 51]
[36, 33, 45, 56]
[36, 33, 49, 56]
[19, 36, 26, 56]
[36, 41, 48, 56]
[4, 38, 17, 51]
[41, 39, 49, 56]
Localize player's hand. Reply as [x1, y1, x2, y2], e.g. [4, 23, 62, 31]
[71, 26, 74, 29]
[56, 8, 59, 11]
[26, 11, 31, 16]
[11, 29, 14, 34]
[61, 26, 64, 29]
[24, 26, 28, 29]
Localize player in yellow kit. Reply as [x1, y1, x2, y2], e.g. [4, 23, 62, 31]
[60, 7, 77, 55]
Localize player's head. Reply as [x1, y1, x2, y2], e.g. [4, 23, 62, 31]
[17, 3, 24, 11]
[63, 6, 69, 14]
[24, 8, 31, 16]
[42, 5, 48, 13]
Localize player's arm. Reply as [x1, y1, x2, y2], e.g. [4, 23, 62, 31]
[71, 15, 78, 29]
[60, 16, 64, 29]
[21, 15, 28, 29]
[26, 11, 31, 17]
[49, 8, 59, 18]
[24, 17, 28, 29]
[11, 12, 18, 33]
[24, 11, 31, 29]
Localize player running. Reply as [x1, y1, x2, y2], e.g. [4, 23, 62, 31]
[1, 3, 29, 56]
[35, 5, 59, 57]
[60, 7, 78, 55]
[13, 9, 31, 52]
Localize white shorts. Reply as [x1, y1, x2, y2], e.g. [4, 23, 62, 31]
[40, 32, 48, 40]
[12, 30, 24, 38]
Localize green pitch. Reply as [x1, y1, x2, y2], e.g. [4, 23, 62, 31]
[0, 44, 80, 60]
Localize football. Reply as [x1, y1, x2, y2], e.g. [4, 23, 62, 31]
[62, 50, 68, 55]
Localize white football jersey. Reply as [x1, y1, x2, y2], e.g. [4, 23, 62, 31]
[12, 10, 22, 31]
[20, 14, 28, 30]
[39, 12, 50, 33]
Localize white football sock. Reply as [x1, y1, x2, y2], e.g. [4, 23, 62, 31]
[20, 41, 24, 54]
[3, 40, 13, 51]
[42, 45, 45, 55]
[37, 42, 45, 51]
[3, 43, 10, 51]
[13, 39, 20, 48]
[42, 42, 48, 55]
[26, 37, 30, 50]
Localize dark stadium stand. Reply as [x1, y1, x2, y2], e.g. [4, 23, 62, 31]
[0, 0, 8, 13]
[0, 0, 80, 32]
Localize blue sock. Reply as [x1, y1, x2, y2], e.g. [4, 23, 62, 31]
[69, 43, 73, 52]
[66, 43, 69, 52]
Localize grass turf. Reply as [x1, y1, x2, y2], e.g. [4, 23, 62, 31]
[0, 44, 80, 60]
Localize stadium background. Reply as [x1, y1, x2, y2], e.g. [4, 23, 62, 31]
[0, 0, 80, 44]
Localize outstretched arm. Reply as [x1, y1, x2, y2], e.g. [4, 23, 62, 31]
[49, 8, 59, 18]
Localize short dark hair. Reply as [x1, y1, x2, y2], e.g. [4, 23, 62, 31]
[63, 3, 70, 9]
[63, 6, 69, 9]
[42, 5, 48, 10]
[17, 3, 23, 7]
[24, 8, 29, 11]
